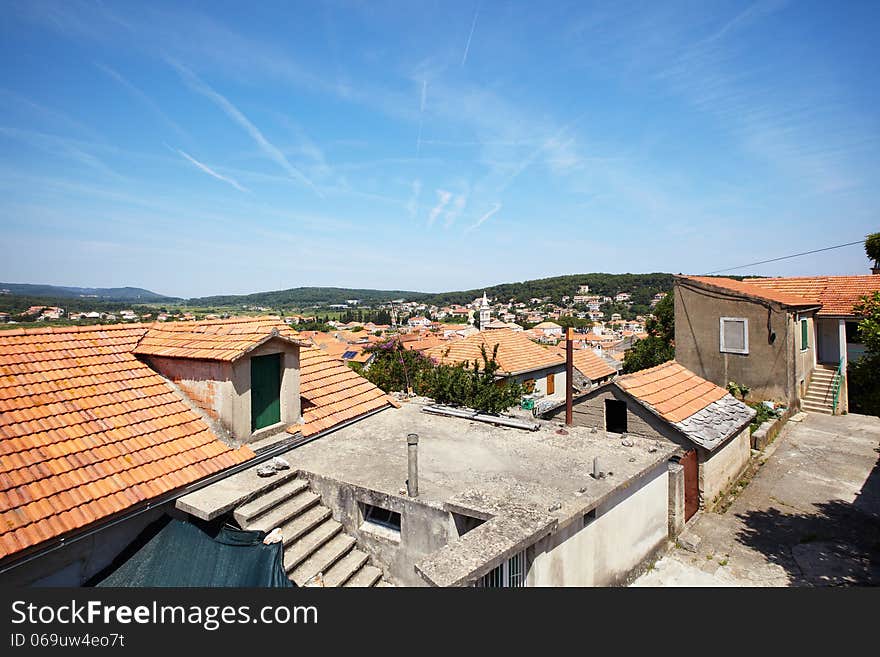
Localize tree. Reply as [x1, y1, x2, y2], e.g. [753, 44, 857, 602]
[848, 291, 880, 416]
[621, 291, 674, 373]
[420, 344, 524, 414]
[866, 232, 880, 268]
[362, 338, 434, 393]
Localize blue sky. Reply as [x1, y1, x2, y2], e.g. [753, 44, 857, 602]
[1, 1, 878, 297]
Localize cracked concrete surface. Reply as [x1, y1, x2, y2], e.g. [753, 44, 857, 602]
[633, 412, 880, 587]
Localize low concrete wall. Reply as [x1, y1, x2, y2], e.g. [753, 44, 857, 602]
[700, 426, 751, 509]
[302, 472, 455, 586]
[525, 461, 669, 586]
[667, 462, 685, 538]
[0, 504, 170, 587]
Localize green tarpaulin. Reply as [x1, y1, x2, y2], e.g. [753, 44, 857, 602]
[95, 517, 294, 587]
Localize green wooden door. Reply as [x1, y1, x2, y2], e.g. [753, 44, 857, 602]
[251, 353, 281, 431]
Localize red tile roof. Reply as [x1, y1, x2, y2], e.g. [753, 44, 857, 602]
[134, 317, 304, 361]
[425, 328, 564, 375]
[555, 346, 618, 381]
[616, 361, 727, 423]
[0, 324, 254, 561]
[681, 276, 820, 308]
[293, 347, 395, 438]
[744, 275, 880, 317]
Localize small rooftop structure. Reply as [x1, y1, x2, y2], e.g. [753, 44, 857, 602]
[616, 361, 755, 450]
[134, 316, 306, 361]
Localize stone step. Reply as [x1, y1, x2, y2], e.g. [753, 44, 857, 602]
[234, 477, 309, 526]
[801, 402, 832, 414]
[344, 565, 383, 588]
[277, 504, 333, 547]
[248, 490, 320, 533]
[322, 549, 370, 588]
[375, 580, 395, 587]
[290, 533, 357, 586]
[283, 518, 343, 572]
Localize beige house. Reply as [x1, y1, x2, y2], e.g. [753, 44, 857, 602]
[674, 274, 880, 414]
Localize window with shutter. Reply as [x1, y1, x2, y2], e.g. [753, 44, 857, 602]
[720, 317, 749, 355]
[800, 318, 809, 351]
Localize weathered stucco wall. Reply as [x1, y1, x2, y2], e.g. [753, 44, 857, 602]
[699, 425, 752, 508]
[674, 280, 797, 406]
[145, 356, 234, 422]
[303, 472, 454, 586]
[544, 386, 687, 448]
[526, 461, 669, 586]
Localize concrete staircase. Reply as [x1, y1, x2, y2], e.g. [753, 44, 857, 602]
[233, 473, 391, 587]
[801, 365, 839, 415]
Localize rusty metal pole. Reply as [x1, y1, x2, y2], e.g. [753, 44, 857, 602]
[566, 327, 573, 426]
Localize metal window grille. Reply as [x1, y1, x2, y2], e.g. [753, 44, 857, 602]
[475, 550, 527, 588]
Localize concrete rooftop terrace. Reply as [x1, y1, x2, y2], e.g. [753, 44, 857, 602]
[284, 400, 675, 523]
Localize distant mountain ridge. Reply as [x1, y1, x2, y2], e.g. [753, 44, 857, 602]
[0, 283, 177, 302]
[187, 273, 677, 309]
[1, 273, 692, 309]
[189, 287, 428, 307]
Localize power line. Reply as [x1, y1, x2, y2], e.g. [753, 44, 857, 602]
[703, 239, 866, 275]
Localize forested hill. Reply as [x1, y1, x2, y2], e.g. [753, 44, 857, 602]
[185, 274, 676, 309]
[419, 273, 676, 307]
[188, 287, 427, 307]
[0, 283, 176, 302]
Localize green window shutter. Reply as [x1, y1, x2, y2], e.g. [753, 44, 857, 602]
[251, 353, 281, 431]
[801, 319, 808, 350]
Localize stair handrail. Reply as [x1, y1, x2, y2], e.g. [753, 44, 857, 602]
[830, 357, 844, 414]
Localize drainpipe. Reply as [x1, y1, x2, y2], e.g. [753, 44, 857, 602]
[407, 433, 419, 497]
[566, 327, 574, 426]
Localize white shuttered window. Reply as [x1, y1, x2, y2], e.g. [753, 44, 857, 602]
[720, 317, 749, 354]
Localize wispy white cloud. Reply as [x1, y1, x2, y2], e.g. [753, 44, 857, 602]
[444, 194, 467, 228]
[462, 4, 480, 66]
[0, 125, 123, 180]
[465, 202, 501, 233]
[169, 60, 322, 196]
[96, 62, 191, 143]
[427, 189, 452, 226]
[175, 148, 248, 192]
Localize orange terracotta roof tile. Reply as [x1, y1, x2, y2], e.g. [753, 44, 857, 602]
[555, 346, 618, 381]
[680, 276, 821, 308]
[291, 347, 393, 438]
[0, 323, 254, 561]
[617, 361, 727, 424]
[425, 329, 564, 375]
[615, 360, 754, 449]
[134, 316, 304, 361]
[744, 275, 880, 317]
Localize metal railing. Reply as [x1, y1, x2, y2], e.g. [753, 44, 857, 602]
[831, 357, 844, 414]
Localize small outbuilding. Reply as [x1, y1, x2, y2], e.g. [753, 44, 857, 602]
[543, 360, 755, 517]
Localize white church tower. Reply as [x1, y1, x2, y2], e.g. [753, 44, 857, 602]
[479, 292, 491, 330]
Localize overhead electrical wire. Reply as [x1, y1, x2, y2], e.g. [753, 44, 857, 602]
[703, 239, 866, 276]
